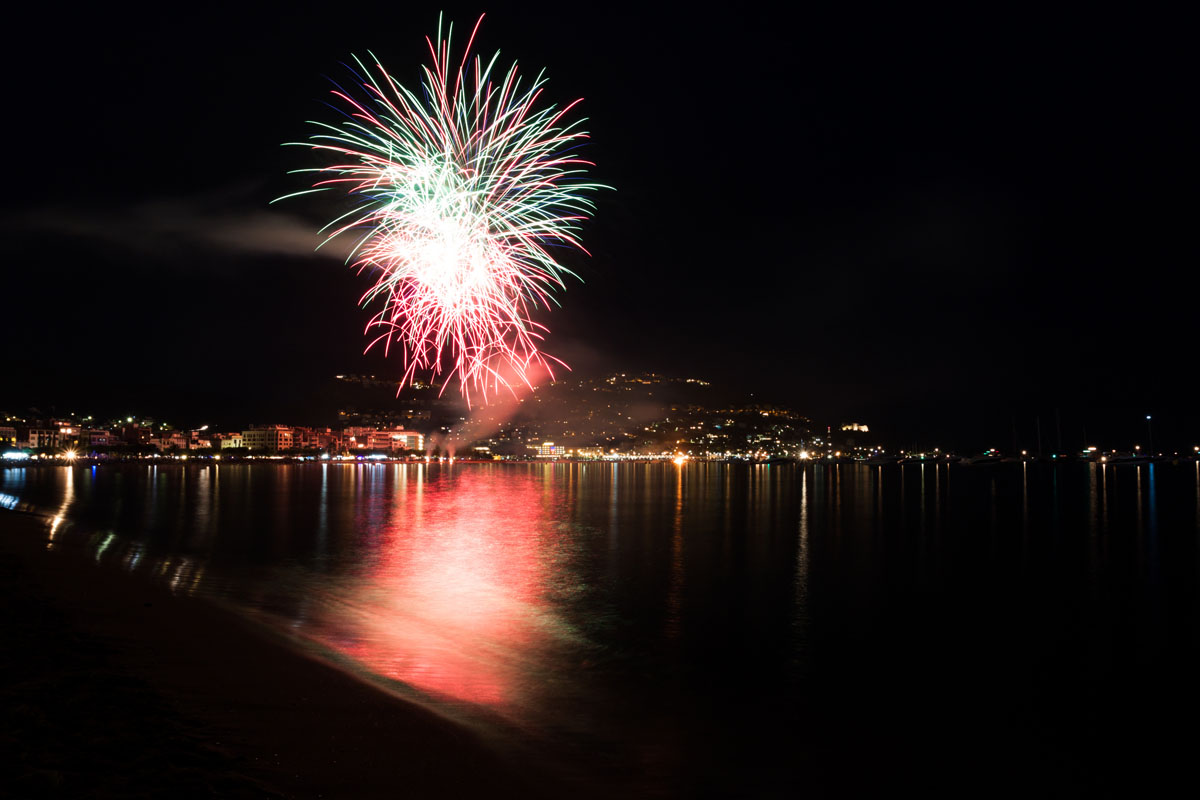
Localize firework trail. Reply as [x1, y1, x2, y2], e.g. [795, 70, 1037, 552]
[278, 15, 604, 404]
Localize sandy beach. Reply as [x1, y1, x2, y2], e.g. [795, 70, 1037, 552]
[1, 510, 557, 798]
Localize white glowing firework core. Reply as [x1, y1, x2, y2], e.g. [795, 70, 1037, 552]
[280, 15, 605, 404]
[368, 156, 528, 353]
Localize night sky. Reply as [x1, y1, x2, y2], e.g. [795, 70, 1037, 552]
[3, 2, 1194, 450]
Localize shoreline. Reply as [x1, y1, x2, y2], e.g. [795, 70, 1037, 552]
[0, 509, 560, 798]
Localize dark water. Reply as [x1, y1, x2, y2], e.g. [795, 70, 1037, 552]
[3, 461, 1200, 797]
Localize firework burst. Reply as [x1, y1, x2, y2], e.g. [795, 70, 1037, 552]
[278, 15, 604, 404]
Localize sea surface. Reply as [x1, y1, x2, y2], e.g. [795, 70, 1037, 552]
[3, 460, 1200, 796]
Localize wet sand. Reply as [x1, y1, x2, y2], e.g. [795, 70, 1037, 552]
[0, 510, 555, 798]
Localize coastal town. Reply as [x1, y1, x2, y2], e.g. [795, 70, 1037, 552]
[4, 373, 1195, 465]
[0, 372, 858, 462]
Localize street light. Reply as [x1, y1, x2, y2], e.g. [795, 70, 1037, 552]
[1145, 415, 1154, 455]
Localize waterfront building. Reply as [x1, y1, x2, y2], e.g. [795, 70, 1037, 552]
[290, 427, 343, 451]
[343, 427, 423, 452]
[214, 433, 245, 449]
[536, 441, 566, 459]
[118, 424, 153, 445]
[80, 429, 116, 447]
[153, 431, 191, 451]
[243, 425, 294, 451]
[27, 429, 61, 449]
[290, 426, 316, 449]
[386, 430, 423, 451]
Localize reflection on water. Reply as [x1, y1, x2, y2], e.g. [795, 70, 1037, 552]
[324, 466, 569, 708]
[48, 461, 74, 542]
[4, 460, 1200, 795]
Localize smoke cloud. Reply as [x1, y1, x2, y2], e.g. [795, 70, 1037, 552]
[11, 189, 354, 262]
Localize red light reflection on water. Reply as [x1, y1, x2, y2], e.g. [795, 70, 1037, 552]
[317, 466, 553, 708]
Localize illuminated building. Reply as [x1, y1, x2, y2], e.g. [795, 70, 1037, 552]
[27, 429, 61, 449]
[386, 430, 424, 451]
[343, 427, 423, 452]
[243, 425, 294, 451]
[290, 426, 318, 449]
[153, 431, 191, 451]
[294, 427, 342, 451]
[361, 431, 393, 450]
[536, 441, 565, 459]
